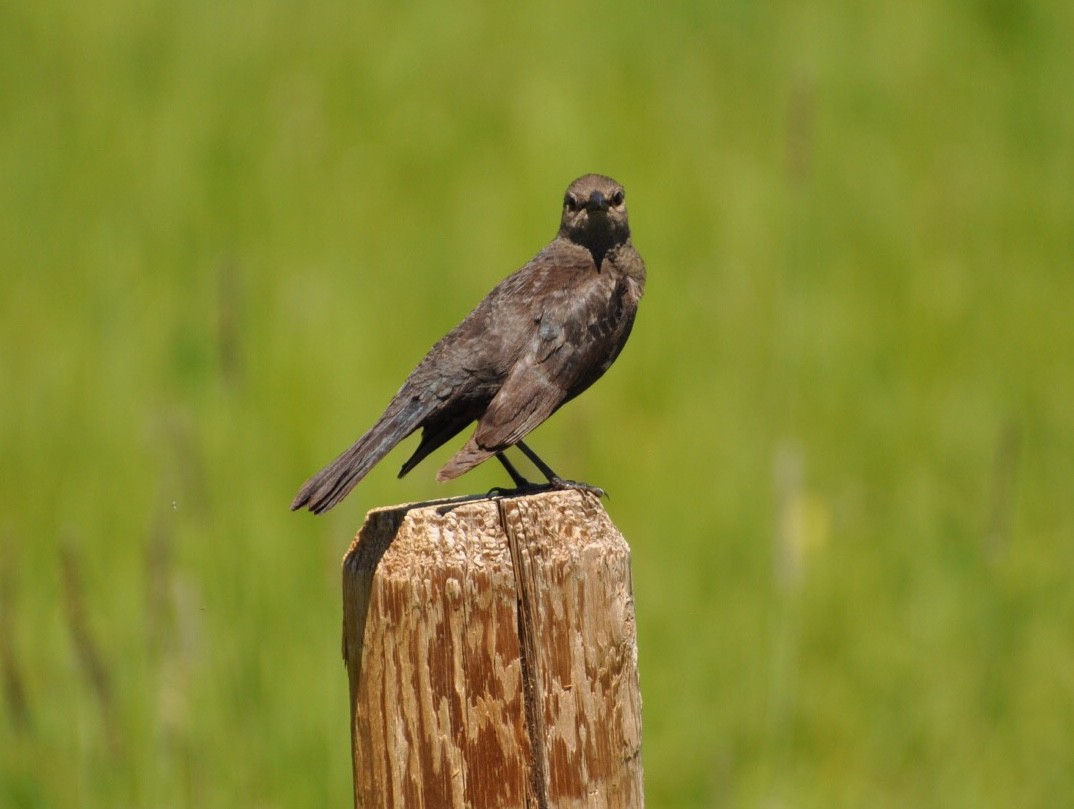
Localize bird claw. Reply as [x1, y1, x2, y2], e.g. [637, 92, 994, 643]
[549, 477, 607, 499]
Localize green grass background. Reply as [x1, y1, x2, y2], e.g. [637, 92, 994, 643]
[3, 0, 1073, 805]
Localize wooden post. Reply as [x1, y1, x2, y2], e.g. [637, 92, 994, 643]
[341, 489, 643, 808]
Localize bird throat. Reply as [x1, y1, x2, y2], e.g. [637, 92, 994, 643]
[565, 225, 625, 271]
[587, 243, 610, 269]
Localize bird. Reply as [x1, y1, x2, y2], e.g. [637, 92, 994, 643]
[291, 173, 646, 514]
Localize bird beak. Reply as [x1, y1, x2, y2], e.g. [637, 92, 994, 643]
[585, 191, 609, 212]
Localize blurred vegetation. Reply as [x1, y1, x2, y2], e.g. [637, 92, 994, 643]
[2, 0, 1073, 805]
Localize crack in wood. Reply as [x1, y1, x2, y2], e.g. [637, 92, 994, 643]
[500, 497, 550, 809]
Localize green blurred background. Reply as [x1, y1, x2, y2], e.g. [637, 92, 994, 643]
[3, 0, 1073, 805]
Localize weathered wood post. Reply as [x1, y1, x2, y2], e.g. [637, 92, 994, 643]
[341, 489, 643, 808]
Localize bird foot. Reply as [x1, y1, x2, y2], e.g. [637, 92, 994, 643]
[549, 477, 607, 499]
[485, 482, 549, 498]
[485, 479, 606, 499]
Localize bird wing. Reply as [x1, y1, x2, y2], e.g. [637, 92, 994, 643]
[470, 267, 640, 451]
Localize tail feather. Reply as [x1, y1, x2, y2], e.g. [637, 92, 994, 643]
[436, 436, 496, 482]
[291, 400, 426, 514]
[396, 414, 473, 480]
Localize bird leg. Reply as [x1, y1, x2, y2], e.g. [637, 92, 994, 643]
[516, 441, 607, 498]
[495, 452, 532, 488]
[486, 452, 546, 497]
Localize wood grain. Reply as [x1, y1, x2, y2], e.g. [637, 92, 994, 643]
[342, 489, 643, 808]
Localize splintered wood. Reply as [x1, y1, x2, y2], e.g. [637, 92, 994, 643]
[341, 489, 643, 809]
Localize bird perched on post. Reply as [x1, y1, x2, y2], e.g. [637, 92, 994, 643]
[291, 174, 646, 514]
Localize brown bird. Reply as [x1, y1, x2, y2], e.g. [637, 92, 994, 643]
[291, 174, 646, 514]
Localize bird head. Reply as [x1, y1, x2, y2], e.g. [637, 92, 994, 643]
[559, 174, 630, 246]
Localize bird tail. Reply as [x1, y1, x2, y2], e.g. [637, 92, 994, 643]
[290, 400, 426, 514]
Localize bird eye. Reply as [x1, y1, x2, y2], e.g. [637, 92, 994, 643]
[611, 189, 625, 206]
[564, 193, 579, 211]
